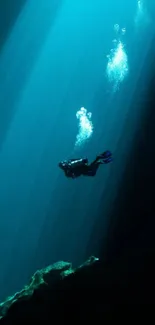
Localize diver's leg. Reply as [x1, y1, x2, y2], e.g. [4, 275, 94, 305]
[89, 156, 105, 166]
[86, 156, 113, 176]
[82, 162, 101, 176]
[92, 151, 112, 164]
[84, 154, 112, 176]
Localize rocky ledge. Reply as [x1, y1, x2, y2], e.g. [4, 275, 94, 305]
[0, 256, 104, 323]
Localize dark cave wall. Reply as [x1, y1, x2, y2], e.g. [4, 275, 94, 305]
[85, 29, 155, 273]
[105, 38, 155, 262]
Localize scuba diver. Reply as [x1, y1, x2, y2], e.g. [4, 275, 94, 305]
[59, 150, 112, 179]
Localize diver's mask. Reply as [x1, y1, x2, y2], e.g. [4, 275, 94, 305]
[58, 160, 68, 170]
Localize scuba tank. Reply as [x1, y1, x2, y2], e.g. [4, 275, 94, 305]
[68, 158, 88, 169]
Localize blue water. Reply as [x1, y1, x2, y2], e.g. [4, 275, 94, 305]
[0, 0, 154, 301]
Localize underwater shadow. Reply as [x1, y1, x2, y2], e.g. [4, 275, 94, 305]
[0, 0, 27, 50]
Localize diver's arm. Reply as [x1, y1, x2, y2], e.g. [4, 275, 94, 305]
[65, 169, 76, 178]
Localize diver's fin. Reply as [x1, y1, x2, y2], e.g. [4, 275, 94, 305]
[103, 157, 113, 164]
[98, 150, 112, 159]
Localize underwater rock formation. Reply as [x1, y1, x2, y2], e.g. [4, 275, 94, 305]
[0, 253, 152, 322]
[0, 260, 73, 320]
[0, 256, 102, 323]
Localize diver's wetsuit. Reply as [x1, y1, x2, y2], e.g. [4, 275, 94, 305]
[59, 151, 112, 179]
